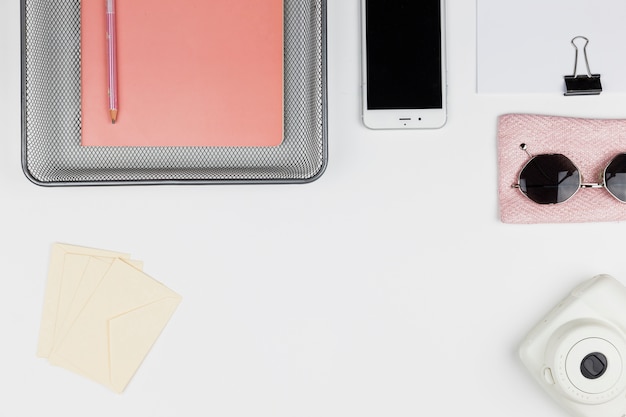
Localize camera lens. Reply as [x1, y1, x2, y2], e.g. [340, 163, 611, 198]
[580, 352, 608, 379]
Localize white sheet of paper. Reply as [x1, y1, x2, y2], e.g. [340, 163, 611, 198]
[477, 0, 626, 94]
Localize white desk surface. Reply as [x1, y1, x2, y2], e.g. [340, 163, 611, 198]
[1, 1, 625, 416]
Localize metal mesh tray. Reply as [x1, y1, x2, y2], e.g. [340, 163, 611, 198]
[20, 0, 327, 185]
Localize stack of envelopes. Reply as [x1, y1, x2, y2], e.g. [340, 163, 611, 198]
[36, 243, 182, 393]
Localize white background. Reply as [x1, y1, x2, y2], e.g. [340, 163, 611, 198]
[2, 1, 626, 416]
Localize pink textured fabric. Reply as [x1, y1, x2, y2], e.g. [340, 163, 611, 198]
[498, 114, 626, 224]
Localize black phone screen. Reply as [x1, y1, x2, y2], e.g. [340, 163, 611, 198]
[365, 0, 442, 110]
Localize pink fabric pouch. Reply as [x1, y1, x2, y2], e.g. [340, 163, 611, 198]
[498, 113, 626, 224]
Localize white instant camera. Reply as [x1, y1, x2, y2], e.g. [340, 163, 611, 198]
[519, 275, 626, 417]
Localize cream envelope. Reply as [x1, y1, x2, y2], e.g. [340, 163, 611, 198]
[52, 256, 144, 353]
[48, 259, 181, 393]
[37, 243, 133, 358]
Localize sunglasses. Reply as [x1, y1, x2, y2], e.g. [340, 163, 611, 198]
[513, 143, 626, 204]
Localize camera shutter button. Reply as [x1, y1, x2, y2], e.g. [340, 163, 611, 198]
[543, 367, 556, 384]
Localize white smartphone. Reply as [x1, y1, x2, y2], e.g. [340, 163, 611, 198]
[361, 0, 447, 129]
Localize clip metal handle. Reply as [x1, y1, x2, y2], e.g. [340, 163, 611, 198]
[571, 36, 592, 78]
[564, 36, 602, 96]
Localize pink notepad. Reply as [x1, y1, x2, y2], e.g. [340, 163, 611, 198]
[81, 0, 284, 147]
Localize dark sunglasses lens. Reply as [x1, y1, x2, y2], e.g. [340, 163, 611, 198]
[519, 154, 580, 204]
[605, 154, 626, 202]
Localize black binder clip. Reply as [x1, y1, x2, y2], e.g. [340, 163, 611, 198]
[564, 36, 602, 96]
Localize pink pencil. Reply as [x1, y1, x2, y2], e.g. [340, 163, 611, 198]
[106, 0, 118, 124]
